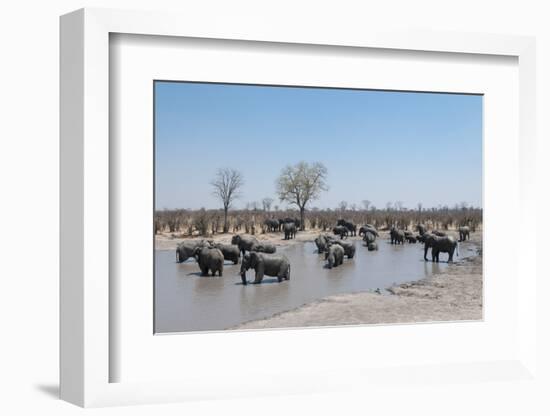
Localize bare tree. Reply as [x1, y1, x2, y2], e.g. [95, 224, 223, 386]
[210, 168, 244, 233]
[339, 200, 348, 212]
[276, 161, 328, 231]
[262, 197, 274, 212]
[362, 199, 371, 211]
[394, 201, 404, 211]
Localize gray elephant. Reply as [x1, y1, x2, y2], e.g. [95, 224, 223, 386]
[212, 243, 240, 264]
[367, 242, 378, 251]
[314, 234, 329, 253]
[176, 239, 211, 263]
[458, 226, 470, 242]
[423, 234, 459, 262]
[283, 222, 296, 240]
[332, 225, 349, 239]
[193, 246, 224, 276]
[390, 227, 405, 245]
[405, 235, 417, 243]
[337, 219, 357, 236]
[416, 232, 431, 243]
[363, 230, 376, 246]
[333, 240, 355, 258]
[432, 230, 447, 237]
[359, 224, 379, 237]
[325, 244, 344, 268]
[416, 224, 427, 236]
[231, 234, 259, 256]
[263, 218, 279, 233]
[251, 242, 277, 254]
[240, 251, 290, 285]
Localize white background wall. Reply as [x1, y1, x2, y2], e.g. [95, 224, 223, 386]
[1, 1, 548, 415]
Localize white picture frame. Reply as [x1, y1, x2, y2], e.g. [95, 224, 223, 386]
[60, 7, 537, 408]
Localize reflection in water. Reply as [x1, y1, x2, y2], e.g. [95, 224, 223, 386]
[155, 240, 462, 333]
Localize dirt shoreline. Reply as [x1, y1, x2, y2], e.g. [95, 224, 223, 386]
[232, 234, 483, 330]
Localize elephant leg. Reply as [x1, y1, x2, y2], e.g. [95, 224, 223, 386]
[424, 245, 429, 261]
[253, 264, 264, 284]
[254, 271, 263, 284]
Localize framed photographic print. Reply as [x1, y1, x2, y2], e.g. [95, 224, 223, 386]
[60, 8, 538, 408]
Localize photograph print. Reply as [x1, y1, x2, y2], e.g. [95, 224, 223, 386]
[154, 81, 482, 334]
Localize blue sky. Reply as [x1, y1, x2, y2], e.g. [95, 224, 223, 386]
[155, 81, 482, 210]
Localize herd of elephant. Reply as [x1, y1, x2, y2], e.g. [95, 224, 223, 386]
[174, 220, 472, 285]
[263, 217, 301, 239]
[175, 234, 289, 285]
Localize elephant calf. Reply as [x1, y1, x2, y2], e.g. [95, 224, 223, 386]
[406, 235, 417, 243]
[212, 243, 240, 264]
[193, 246, 224, 276]
[367, 242, 378, 251]
[240, 252, 290, 285]
[325, 244, 345, 269]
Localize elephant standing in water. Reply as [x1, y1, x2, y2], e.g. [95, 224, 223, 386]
[416, 224, 427, 236]
[359, 224, 379, 237]
[176, 239, 211, 263]
[458, 226, 470, 242]
[212, 243, 240, 264]
[231, 234, 259, 256]
[390, 227, 405, 245]
[423, 234, 459, 262]
[325, 244, 344, 269]
[405, 235, 417, 243]
[315, 234, 338, 253]
[363, 230, 377, 246]
[251, 242, 277, 254]
[367, 242, 378, 251]
[314, 234, 329, 253]
[240, 252, 290, 285]
[283, 222, 297, 240]
[333, 240, 356, 258]
[193, 246, 224, 276]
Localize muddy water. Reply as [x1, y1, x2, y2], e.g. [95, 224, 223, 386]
[155, 239, 474, 333]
